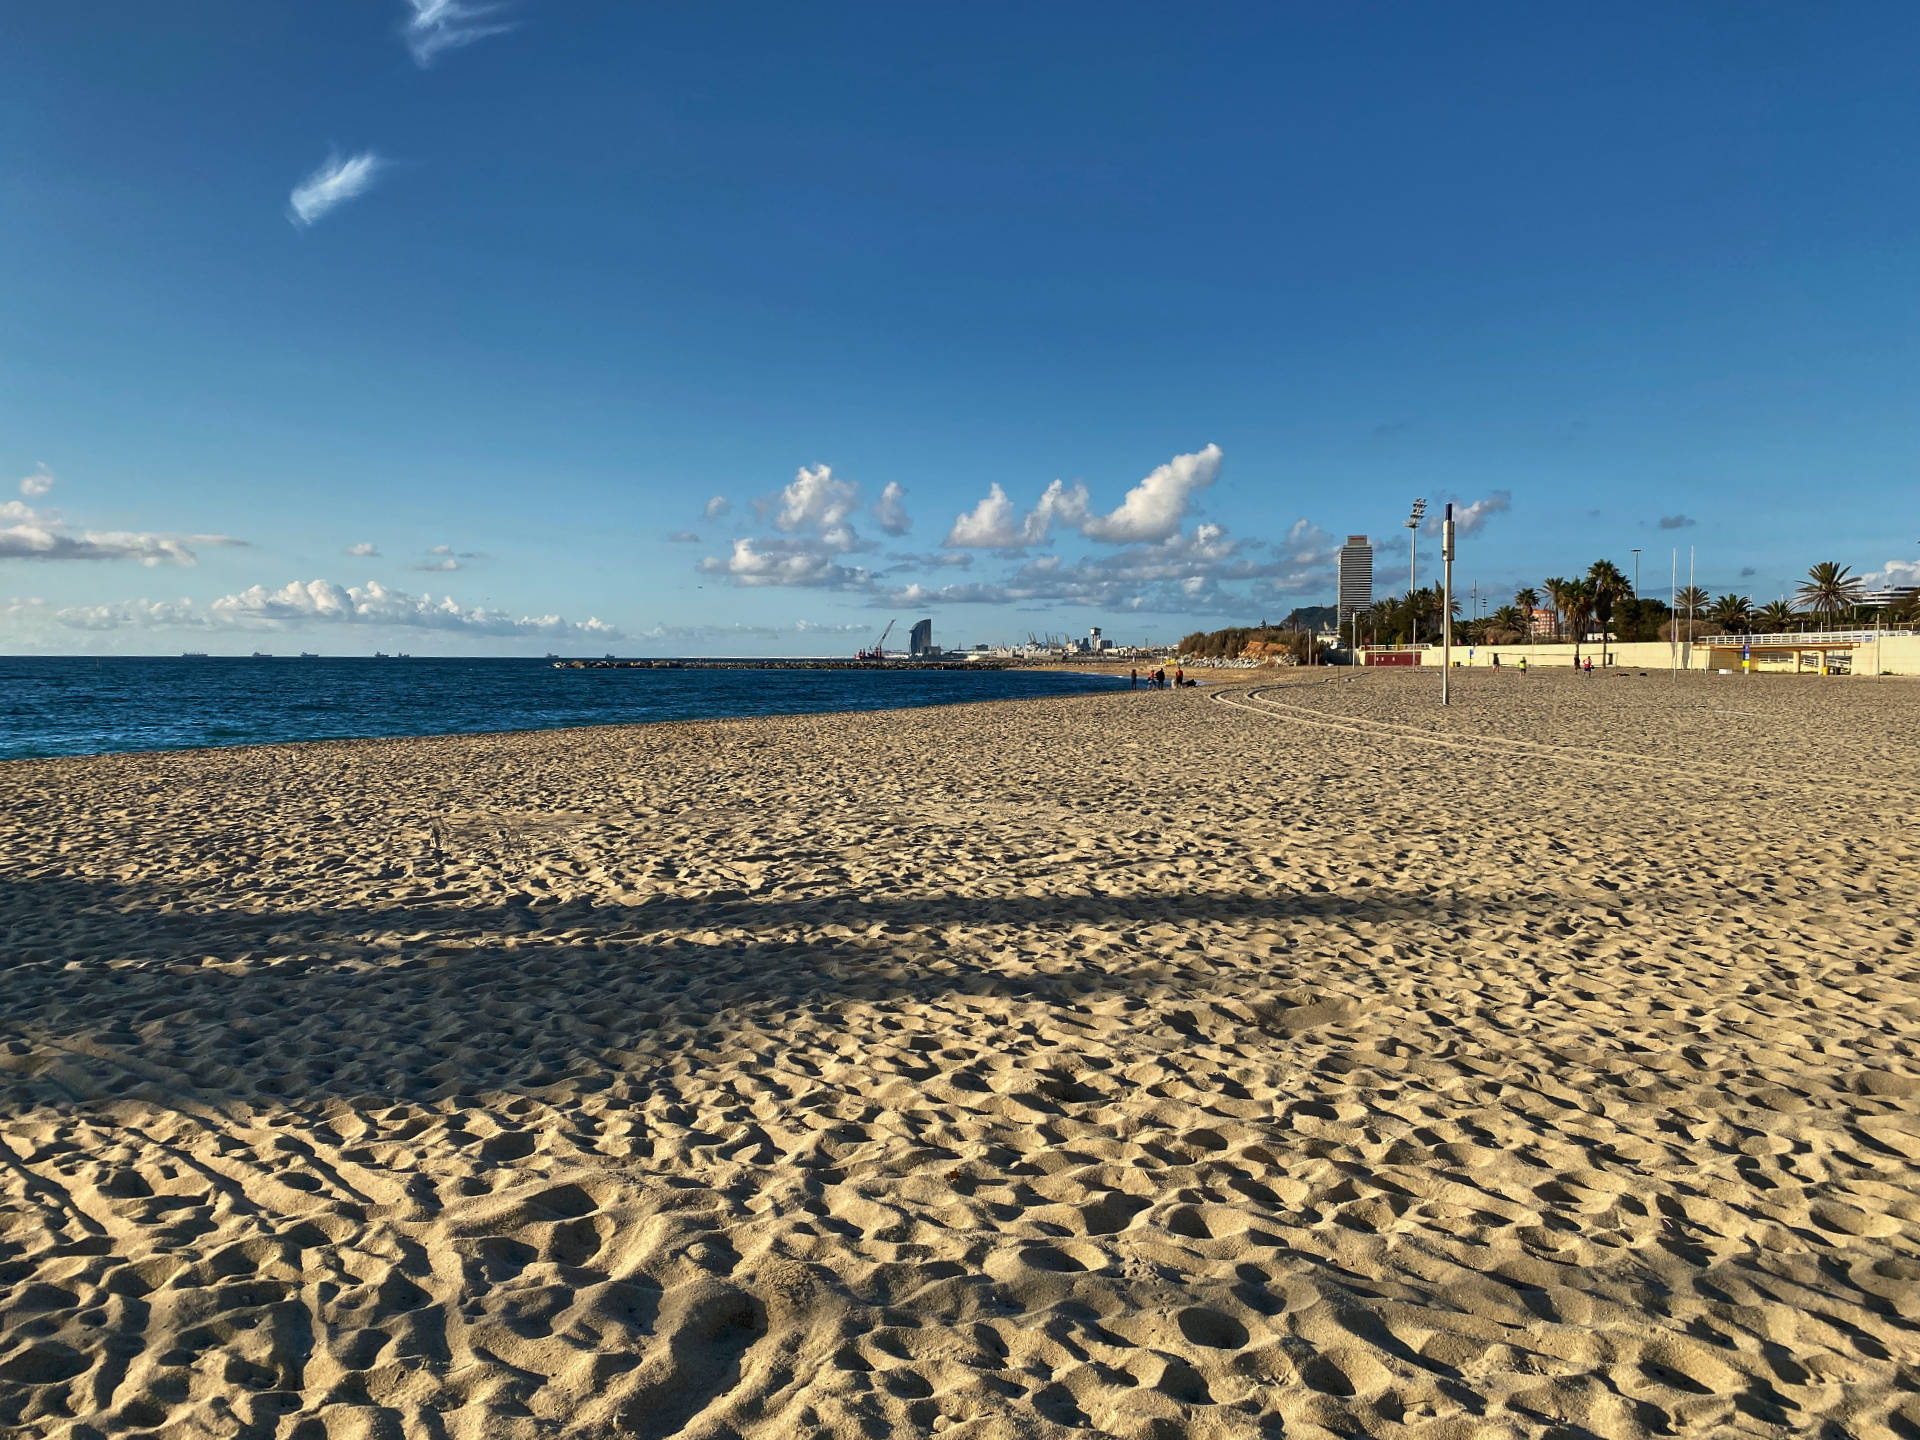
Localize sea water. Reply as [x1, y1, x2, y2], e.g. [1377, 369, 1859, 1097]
[0, 657, 1129, 761]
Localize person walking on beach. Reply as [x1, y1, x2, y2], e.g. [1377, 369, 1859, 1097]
[1583, 656, 1593, 677]
[1174, 666, 1184, 687]
[1130, 667, 1138, 689]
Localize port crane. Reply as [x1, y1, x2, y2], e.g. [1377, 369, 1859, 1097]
[857, 619, 896, 661]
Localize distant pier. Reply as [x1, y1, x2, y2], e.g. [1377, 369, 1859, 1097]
[550, 657, 1014, 671]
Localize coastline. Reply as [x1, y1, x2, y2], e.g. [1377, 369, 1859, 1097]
[3, 671, 1916, 1438]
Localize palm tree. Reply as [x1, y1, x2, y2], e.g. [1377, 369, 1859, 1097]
[1562, 578, 1597, 665]
[1675, 585, 1709, 645]
[1489, 604, 1523, 638]
[1708, 593, 1752, 634]
[1541, 577, 1570, 641]
[1756, 599, 1797, 632]
[1586, 559, 1630, 666]
[1796, 562, 1864, 625]
[1514, 587, 1539, 640]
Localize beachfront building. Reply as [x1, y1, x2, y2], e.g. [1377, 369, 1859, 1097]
[908, 618, 933, 657]
[1337, 535, 1373, 620]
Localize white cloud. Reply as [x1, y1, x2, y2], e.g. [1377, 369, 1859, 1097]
[703, 495, 731, 520]
[942, 446, 1219, 551]
[53, 598, 209, 631]
[1865, 559, 1920, 591]
[945, 483, 1022, 548]
[773, 464, 862, 549]
[289, 152, 386, 228]
[1079, 444, 1222, 543]
[211, 579, 615, 636]
[19, 466, 53, 498]
[413, 544, 482, 572]
[874, 481, 911, 536]
[1424, 491, 1513, 539]
[402, 0, 515, 66]
[700, 538, 870, 590]
[0, 500, 241, 566]
[1025, 479, 1091, 543]
[346, 542, 380, 557]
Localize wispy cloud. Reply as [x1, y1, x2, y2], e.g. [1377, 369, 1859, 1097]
[666, 531, 701, 544]
[346, 542, 380, 557]
[289, 152, 386, 227]
[0, 500, 242, 566]
[19, 466, 53, 498]
[1659, 513, 1696, 530]
[413, 544, 483, 572]
[703, 495, 731, 520]
[402, 0, 515, 67]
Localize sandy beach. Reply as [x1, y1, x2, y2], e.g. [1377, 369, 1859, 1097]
[3, 669, 1917, 1439]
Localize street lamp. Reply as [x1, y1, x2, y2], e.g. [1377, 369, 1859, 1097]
[1406, 498, 1426, 648]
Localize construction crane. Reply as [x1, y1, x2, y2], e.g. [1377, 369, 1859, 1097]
[857, 619, 896, 661]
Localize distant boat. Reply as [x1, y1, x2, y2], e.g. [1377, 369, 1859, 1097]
[396, 652, 411, 659]
[181, 651, 208, 659]
[605, 652, 617, 660]
[545, 652, 559, 660]
[299, 652, 319, 659]
[374, 651, 390, 659]
[251, 651, 272, 659]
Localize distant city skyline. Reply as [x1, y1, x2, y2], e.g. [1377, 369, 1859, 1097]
[4, 4, 1917, 654]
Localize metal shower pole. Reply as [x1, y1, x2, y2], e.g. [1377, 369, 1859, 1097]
[1441, 503, 1455, 705]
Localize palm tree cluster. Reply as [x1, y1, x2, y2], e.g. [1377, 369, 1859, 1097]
[1678, 562, 1914, 634]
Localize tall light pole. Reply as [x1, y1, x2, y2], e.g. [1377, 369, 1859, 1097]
[1406, 498, 1426, 649]
[1631, 548, 1641, 599]
[1441, 503, 1456, 705]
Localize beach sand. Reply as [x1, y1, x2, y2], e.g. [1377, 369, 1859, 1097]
[3, 669, 1917, 1438]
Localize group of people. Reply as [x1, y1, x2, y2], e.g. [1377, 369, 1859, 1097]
[1130, 666, 1194, 689]
[1488, 654, 1594, 674]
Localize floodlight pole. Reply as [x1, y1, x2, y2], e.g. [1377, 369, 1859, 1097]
[1441, 503, 1455, 705]
[1406, 498, 1425, 651]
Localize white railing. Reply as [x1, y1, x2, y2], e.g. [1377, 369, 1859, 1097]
[1686, 630, 1888, 646]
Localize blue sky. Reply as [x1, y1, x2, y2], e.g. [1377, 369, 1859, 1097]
[4, 2, 1916, 653]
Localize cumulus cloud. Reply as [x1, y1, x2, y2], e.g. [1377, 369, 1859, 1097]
[701, 538, 869, 590]
[0, 500, 242, 566]
[1079, 444, 1222, 543]
[346, 542, 380, 557]
[1865, 559, 1920, 590]
[874, 481, 911, 536]
[1659, 514, 1696, 530]
[19, 466, 53, 498]
[771, 464, 862, 549]
[402, 0, 515, 66]
[703, 495, 731, 519]
[289, 152, 386, 227]
[944, 483, 1022, 548]
[211, 579, 614, 636]
[942, 446, 1218, 551]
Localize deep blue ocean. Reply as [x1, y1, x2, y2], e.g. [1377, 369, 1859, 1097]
[0, 657, 1128, 761]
